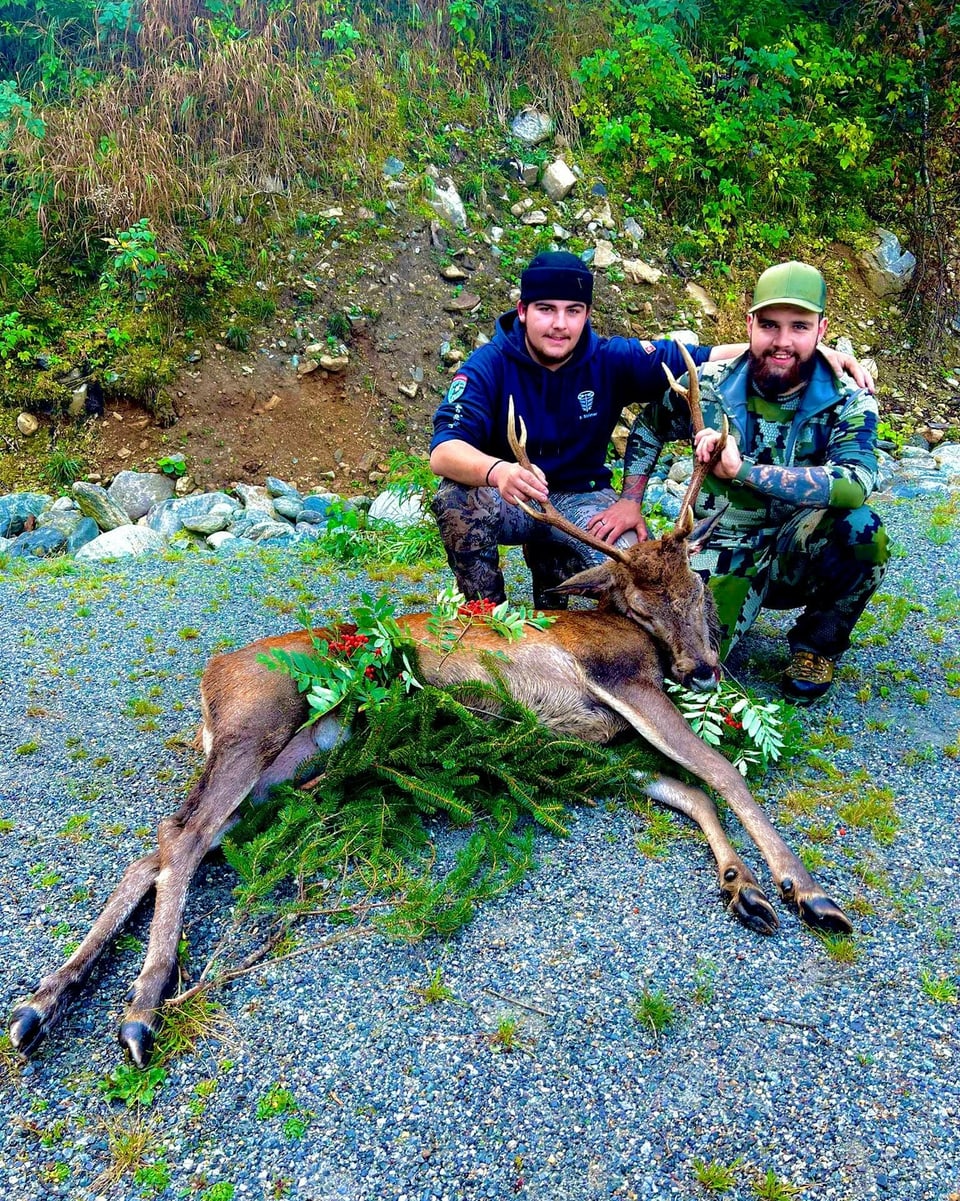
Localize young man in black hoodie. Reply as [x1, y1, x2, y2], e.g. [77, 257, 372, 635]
[429, 250, 866, 607]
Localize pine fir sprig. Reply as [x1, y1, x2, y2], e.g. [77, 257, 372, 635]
[224, 675, 663, 941]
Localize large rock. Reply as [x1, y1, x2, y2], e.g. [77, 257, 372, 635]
[8, 526, 67, 558]
[300, 495, 337, 523]
[858, 229, 916, 297]
[108, 470, 176, 520]
[181, 511, 231, 535]
[592, 242, 619, 270]
[933, 443, 960, 474]
[623, 258, 663, 285]
[36, 508, 100, 554]
[72, 481, 133, 532]
[273, 495, 303, 521]
[232, 482, 278, 518]
[510, 107, 554, 146]
[0, 492, 51, 538]
[368, 491, 424, 528]
[540, 159, 577, 203]
[144, 492, 238, 537]
[427, 177, 467, 229]
[266, 477, 302, 499]
[65, 517, 101, 555]
[244, 520, 297, 543]
[75, 525, 168, 560]
[685, 282, 717, 317]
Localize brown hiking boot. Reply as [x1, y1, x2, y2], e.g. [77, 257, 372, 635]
[781, 650, 836, 704]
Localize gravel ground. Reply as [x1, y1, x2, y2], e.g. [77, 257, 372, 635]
[0, 489, 958, 1201]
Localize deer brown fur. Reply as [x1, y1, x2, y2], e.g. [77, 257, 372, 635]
[9, 346, 852, 1067]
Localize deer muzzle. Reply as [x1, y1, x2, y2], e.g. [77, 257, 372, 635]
[680, 662, 721, 694]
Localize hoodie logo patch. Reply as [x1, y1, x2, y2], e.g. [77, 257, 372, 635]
[578, 390, 596, 414]
[445, 374, 468, 404]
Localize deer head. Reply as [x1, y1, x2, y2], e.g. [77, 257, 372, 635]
[547, 521, 723, 691]
[506, 342, 726, 692]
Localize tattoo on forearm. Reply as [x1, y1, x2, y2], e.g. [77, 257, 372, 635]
[746, 464, 830, 507]
[621, 474, 649, 501]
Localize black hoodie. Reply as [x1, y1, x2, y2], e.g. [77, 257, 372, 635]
[430, 310, 710, 491]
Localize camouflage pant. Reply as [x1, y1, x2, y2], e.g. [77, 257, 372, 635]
[430, 480, 636, 607]
[693, 504, 889, 659]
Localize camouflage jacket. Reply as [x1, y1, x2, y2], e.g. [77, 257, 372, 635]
[624, 351, 880, 548]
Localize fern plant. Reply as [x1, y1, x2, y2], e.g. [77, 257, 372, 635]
[666, 678, 794, 777]
[261, 587, 555, 724]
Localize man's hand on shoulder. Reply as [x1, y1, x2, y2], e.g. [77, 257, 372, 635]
[818, 344, 875, 392]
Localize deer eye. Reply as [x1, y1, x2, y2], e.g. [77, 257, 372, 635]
[627, 592, 653, 621]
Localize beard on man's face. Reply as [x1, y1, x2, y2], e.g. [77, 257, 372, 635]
[748, 348, 817, 396]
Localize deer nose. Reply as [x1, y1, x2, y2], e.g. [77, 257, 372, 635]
[685, 664, 720, 693]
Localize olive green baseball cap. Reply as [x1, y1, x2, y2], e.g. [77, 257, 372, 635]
[749, 261, 827, 315]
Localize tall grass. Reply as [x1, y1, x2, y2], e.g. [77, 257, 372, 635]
[5, 0, 597, 240]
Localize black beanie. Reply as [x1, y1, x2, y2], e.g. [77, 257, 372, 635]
[520, 250, 594, 305]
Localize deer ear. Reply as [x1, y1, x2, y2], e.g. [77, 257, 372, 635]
[550, 561, 618, 598]
[686, 504, 728, 554]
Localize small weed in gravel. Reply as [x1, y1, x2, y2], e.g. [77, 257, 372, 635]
[631, 987, 677, 1036]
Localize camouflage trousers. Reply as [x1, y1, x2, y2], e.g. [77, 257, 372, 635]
[693, 504, 890, 660]
[430, 480, 636, 607]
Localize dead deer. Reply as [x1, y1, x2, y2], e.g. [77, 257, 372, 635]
[9, 345, 852, 1067]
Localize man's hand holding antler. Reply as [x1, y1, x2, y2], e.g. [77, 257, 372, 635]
[694, 427, 742, 481]
[489, 459, 549, 507]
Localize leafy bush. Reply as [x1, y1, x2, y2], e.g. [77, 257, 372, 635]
[100, 218, 168, 295]
[157, 454, 187, 478]
[0, 310, 38, 361]
[667, 677, 799, 777]
[572, 0, 922, 254]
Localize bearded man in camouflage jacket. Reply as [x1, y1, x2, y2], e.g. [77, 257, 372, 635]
[624, 261, 889, 703]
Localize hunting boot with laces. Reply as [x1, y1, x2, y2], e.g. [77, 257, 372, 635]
[781, 648, 836, 704]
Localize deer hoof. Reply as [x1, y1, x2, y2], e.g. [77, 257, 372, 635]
[726, 884, 779, 936]
[119, 1020, 157, 1068]
[9, 1004, 46, 1057]
[798, 894, 854, 935]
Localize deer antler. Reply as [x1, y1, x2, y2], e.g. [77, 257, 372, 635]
[662, 342, 729, 530]
[506, 396, 631, 564]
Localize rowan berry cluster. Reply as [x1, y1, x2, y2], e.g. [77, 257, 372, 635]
[458, 598, 497, 618]
[327, 633, 370, 656]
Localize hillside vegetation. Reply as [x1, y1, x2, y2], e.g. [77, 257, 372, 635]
[1, 0, 958, 490]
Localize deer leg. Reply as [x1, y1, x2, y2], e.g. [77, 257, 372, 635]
[249, 713, 350, 803]
[9, 849, 161, 1056]
[118, 796, 241, 1066]
[118, 726, 287, 1065]
[643, 775, 779, 936]
[116, 714, 335, 1064]
[593, 681, 853, 934]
